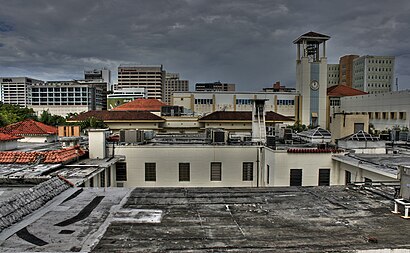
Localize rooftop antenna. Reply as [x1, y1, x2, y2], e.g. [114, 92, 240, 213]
[396, 77, 399, 91]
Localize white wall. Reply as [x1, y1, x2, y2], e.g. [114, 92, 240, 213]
[264, 149, 336, 187]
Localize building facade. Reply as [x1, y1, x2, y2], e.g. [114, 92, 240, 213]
[352, 55, 395, 94]
[117, 65, 165, 100]
[0, 77, 43, 106]
[84, 68, 112, 91]
[339, 91, 410, 130]
[30, 80, 106, 117]
[163, 73, 189, 105]
[195, 81, 235, 92]
[172, 91, 298, 118]
[339, 55, 359, 87]
[327, 64, 340, 87]
[107, 88, 147, 110]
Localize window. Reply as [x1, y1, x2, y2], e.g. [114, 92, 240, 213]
[242, 162, 253, 181]
[210, 162, 222, 181]
[179, 163, 190, 182]
[145, 163, 156, 181]
[100, 169, 105, 187]
[354, 123, 364, 133]
[364, 177, 372, 186]
[115, 163, 127, 181]
[107, 168, 111, 187]
[318, 168, 330, 186]
[267, 165, 270, 185]
[345, 171, 352, 185]
[399, 112, 406, 120]
[290, 169, 302, 186]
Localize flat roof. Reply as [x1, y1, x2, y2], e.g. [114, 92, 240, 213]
[1, 186, 409, 252]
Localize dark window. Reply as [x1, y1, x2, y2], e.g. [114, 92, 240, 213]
[107, 168, 111, 187]
[364, 177, 372, 186]
[242, 162, 253, 181]
[116, 163, 127, 181]
[145, 163, 156, 181]
[89, 178, 94, 187]
[318, 168, 331, 186]
[100, 169, 105, 187]
[290, 169, 302, 186]
[267, 165, 270, 185]
[210, 162, 222, 181]
[345, 170, 352, 185]
[179, 163, 190, 182]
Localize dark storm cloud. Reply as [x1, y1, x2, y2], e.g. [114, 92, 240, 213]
[0, 0, 410, 90]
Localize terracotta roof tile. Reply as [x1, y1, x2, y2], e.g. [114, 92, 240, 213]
[199, 111, 293, 122]
[70, 110, 164, 121]
[0, 132, 23, 142]
[327, 85, 368, 97]
[0, 145, 86, 164]
[113, 98, 166, 111]
[0, 119, 57, 136]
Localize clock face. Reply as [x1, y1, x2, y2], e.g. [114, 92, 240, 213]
[310, 80, 319, 90]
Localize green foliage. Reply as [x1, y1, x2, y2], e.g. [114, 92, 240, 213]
[0, 102, 36, 127]
[79, 116, 107, 130]
[288, 121, 307, 133]
[38, 110, 66, 126]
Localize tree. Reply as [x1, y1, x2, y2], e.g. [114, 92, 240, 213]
[38, 110, 66, 126]
[0, 102, 36, 127]
[80, 116, 107, 130]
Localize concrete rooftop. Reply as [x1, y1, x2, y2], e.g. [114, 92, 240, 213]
[1, 186, 410, 252]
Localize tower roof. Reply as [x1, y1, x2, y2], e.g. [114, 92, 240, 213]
[327, 85, 368, 97]
[293, 31, 330, 44]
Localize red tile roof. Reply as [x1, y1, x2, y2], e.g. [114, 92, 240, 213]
[0, 119, 57, 136]
[0, 132, 23, 142]
[199, 111, 294, 122]
[327, 85, 368, 97]
[70, 110, 164, 121]
[0, 145, 86, 164]
[113, 98, 166, 111]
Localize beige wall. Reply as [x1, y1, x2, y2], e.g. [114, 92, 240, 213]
[114, 145, 261, 187]
[105, 122, 162, 133]
[264, 149, 336, 187]
[330, 113, 369, 143]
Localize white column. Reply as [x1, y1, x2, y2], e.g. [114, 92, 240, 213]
[322, 41, 326, 58]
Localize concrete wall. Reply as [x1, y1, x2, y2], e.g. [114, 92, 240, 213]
[31, 105, 90, 118]
[113, 145, 261, 187]
[264, 149, 336, 187]
[18, 135, 57, 143]
[333, 157, 396, 184]
[330, 113, 369, 142]
[111, 145, 338, 188]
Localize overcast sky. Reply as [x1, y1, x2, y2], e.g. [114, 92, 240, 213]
[1, 0, 410, 91]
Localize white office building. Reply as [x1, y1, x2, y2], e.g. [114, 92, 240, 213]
[0, 77, 43, 106]
[352, 55, 395, 94]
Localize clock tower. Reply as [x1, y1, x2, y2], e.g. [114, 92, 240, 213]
[294, 32, 330, 128]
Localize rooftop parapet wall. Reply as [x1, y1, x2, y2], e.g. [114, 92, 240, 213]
[0, 177, 71, 232]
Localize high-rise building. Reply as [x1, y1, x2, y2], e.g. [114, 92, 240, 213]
[164, 73, 189, 105]
[294, 31, 330, 127]
[195, 82, 235, 92]
[327, 64, 340, 87]
[117, 65, 165, 100]
[30, 80, 106, 116]
[339, 55, 359, 87]
[352, 56, 395, 94]
[0, 77, 44, 106]
[84, 68, 112, 91]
